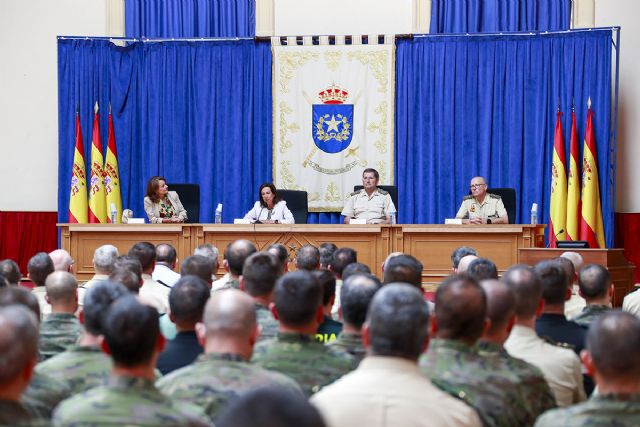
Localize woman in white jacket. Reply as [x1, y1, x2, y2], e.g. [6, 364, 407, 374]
[244, 183, 294, 224]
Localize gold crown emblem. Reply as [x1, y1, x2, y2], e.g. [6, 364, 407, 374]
[318, 84, 349, 104]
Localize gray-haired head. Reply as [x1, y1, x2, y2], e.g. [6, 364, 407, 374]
[27, 252, 54, 287]
[451, 246, 478, 270]
[0, 305, 39, 385]
[194, 243, 219, 273]
[49, 249, 74, 272]
[560, 251, 584, 274]
[93, 245, 119, 274]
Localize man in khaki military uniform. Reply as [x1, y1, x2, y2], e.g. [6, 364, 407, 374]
[455, 176, 508, 224]
[342, 168, 396, 224]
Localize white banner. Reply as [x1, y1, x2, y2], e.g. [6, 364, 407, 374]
[272, 40, 395, 212]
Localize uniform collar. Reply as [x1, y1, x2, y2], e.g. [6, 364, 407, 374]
[276, 332, 317, 344]
[198, 352, 247, 363]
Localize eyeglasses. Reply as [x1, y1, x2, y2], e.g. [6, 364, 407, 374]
[469, 184, 486, 189]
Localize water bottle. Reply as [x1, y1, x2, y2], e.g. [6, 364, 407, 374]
[390, 212, 397, 225]
[215, 203, 223, 224]
[530, 203, 538, 225]
[110, 203, 117, 224]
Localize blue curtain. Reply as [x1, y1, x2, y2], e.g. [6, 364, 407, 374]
[430, 0, 571, 33]
[125, 0, 255, 38]
[395, 30, 614, 246]
[57, 38, 271, 224]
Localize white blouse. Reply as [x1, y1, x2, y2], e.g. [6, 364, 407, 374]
[243, 200, 295, 224]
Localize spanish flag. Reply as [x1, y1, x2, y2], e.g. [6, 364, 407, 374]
[566, 110, 581, 241]
[68, 113, 88, 223]
[88, 103, 107, 223]
[579, 102, 606, 248]
[104, 110, 122, 223]
[549, 110, 567, 247]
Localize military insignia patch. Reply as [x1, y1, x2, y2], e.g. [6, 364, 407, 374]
[312, 85, 353, 153]
[470, 205, 476, 213]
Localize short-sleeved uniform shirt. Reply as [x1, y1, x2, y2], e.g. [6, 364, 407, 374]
[341, 189, 396, 223]
[456, 194, 507, 222]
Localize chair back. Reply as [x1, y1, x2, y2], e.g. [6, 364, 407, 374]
[169, 184, 200, 223]
[278, 189, 308, 224]
[353, 185, 399, 213]
[487, 188, 516, 224]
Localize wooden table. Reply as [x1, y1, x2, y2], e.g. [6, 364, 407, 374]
[59, 223, 545, 284]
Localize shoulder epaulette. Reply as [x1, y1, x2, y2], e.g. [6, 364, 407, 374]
[350, 191, 360, 197]
[377, 188, 389, 195]
[489, 193, 502, 200]
[541, 335, 575, 350]
[463, 195, 474, 200]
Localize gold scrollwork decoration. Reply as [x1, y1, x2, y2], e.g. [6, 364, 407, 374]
[279, 101, 299, 154]
[347, 50, 389, 93]
[280, 161, 301, 190]
[376, 160, 388, 184]
[367, 101, 388, 154]
[325, 182, 341, 203]
[278, 51, 319, 93]
[324, 51, 342, 71]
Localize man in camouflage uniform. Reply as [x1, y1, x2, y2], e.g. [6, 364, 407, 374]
[252, 271, 355, 396]
[38, 272, 82, 360]
[0, 305, 48, 427]
[157, 289, 302, 421]
[28, 252, 55, 318]
[420, 274, 535, 427]
[240, 252, 281, 342]
[328, 273, 381, 364]
[476, 279, 556, 424]
[573, 264, 613, 328]
[212, 240, 256, 292]
[53, 295, 211, 426]
[341, 168, 396, 224]
[455, 176, 508, 224]
[36, 281, 129, 394]
[535, 311, 640, 426]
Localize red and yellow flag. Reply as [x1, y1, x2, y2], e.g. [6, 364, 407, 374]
[88, 103, 107, 223]
[549, 111, 567, 247]
[68, 113, 88, 223]
[579, 104, 605, 248]
[104, 111, 122, 223]
[566, 110, 581, 240]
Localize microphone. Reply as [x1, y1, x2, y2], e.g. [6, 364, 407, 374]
[546, 228, 565, 248]
[255, 207, 264, 224]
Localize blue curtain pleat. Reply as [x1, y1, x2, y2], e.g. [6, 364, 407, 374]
[430, 0, 571, 33]
[395, 30, 614, 246]
[58, 39, 271, 224]
[125, 0, 255, 38]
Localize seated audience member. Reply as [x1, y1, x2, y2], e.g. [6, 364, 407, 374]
[451, 246, 478, 273]
[28, 252, 55, 317]
[157, 276, 210, 375]
[559, 253, 586, 318]
[534, 260, 586, 356]
[623, 283, 640, 317]
[152, 243, 181, 288]
[158, 290, 301, 421]
[341, 262, 371, 282]
[0, 305, 41, 426]
[0, 287, 71, 420]
[252, 271, 355, 396]
[328, 247, 357, 318]
[382, 254, 423, 290]
[295, 245, 320, 271]
[78, 244, 118, 305]
[313, 269, 342, 343]
[181, 256, 214, 289]
[455, 176, 508, 224]
[466, 257, 498, 281]
[194, 244, 220, 280]
[341, 168, 396, 224]
[328, 273, 381, 364]
[573, 264, 613, 327]
[457, 254, 478, 274]
[420, 274, 525, 426]
[212, 240, 257, 292]
[244, 183, 294, 224]
[240, 252, 281, 342]
[503, 265, 586, 407]
[319, 243, 338, 270]
[128, 242, 170, 311]
[53, 296, 210, 426]
[109, 256, 143, 292]
[218, 386, 325, 427]
[39, 272, 82, 360]
[477, 279, 557, 424]
[535, 311, 640, 426]
[267, 243, 290, 273]
[0, 259, 21, 285]
[313, 283, 482, 427]
[143, 176, 188, 224]
[49, 249, 74, 273]
[36, 281, 129, 394]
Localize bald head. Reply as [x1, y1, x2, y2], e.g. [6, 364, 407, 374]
[202, 289, 257, 340]
[435, 274, 486, 344]
[480, 279, 515, 337]
[224, 240, 257, 276]
[0, 305, 39, 385]
[561, 251, 584, 273]
[45, 271, 78, 305]
[49, 249, 73, 272]
[457, 255, 478, 274]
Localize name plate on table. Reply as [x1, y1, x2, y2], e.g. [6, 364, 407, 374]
[127, 218, 145, 224]
[234, 219, 252, 224]
[349, 218, 367, 225]
[444, 218, 463, 225]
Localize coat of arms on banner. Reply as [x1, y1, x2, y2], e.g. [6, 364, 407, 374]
[273, 40, 395, 212]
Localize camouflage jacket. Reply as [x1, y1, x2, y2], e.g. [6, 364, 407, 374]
[35, 345, 111, 394]
[534, 393, 640, 427]
[38, 313, 82, 360]
[572, 305, 611, 328]
[327, 331, 366, 365]
[157, 352, 302, 421]
[255, 303, 279, 342]
[252, 332, 356, 396]
[20, 371, 71, 420]
[0, 399, 50, 427]
[52, 375, 211, 427]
